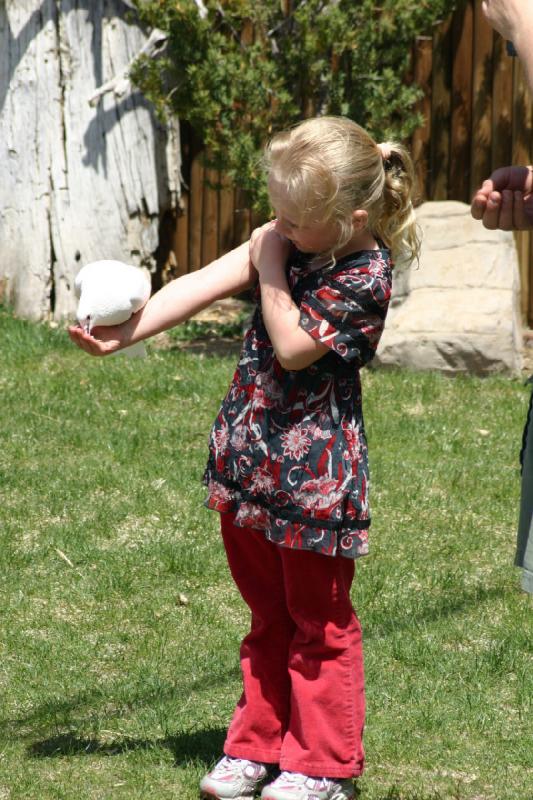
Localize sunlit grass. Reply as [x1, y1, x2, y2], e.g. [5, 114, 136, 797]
[0, 307, 531, 799]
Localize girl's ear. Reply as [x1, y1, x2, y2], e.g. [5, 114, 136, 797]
[352, 209, 368, 231]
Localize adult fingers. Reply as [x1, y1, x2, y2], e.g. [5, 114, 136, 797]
[513, 191, 526, 229]
[488, 165, 533, 193]
[481, 191, 502, 230]
[471, 191, 488, 220]
[473, 178, 495, 199]
[498, 190, 514, 230]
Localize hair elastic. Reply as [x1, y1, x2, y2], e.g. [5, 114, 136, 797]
[377, 142, 393, 172]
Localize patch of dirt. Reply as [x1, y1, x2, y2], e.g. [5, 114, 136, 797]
[160, 336, 243, 357]
[192, 297, 250, 325]
[152, 298, 249, 357]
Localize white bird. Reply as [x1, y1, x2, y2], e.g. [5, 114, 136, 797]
[75, 259, 151, 358]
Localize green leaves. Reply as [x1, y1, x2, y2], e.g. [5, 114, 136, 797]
[132, 0, 459, 212]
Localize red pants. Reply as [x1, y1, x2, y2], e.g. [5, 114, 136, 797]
[221, 512, 365, 779]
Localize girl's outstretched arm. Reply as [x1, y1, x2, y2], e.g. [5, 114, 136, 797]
[68, 241, 256, 356]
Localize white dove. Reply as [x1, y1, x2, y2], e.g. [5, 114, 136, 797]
[75, 260, 151, 358]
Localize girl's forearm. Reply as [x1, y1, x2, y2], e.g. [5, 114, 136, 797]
[126, 242, 256, 344]
[259, 269, 326, 370]
[259, 272, 300, 350]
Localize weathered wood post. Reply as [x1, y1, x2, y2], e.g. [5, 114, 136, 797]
[0, 0, 181, 320]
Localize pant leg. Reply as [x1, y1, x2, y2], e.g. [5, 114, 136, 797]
[279, 546, 365, 779]
[516, 399, 533, 594]
[221, 512, 295, 764]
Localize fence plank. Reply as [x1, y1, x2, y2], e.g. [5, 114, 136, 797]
[450, 0, 474, 202]
[470, 1, 494, 196]
[218, 173, 235, 256]
[233, 188, 252, 247]
[491, 36, 514, 170]
[202, 167, 219, 266]
[412, 36, 433, 201]
[188, 149, 204, 272]
[430, 16, 453, 199]
[512, 59, 533, 323]
[174, 198, 189, 279]
[528, 239, 533, 328]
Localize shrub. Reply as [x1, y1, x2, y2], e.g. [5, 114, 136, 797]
[132, 0, 460, 212]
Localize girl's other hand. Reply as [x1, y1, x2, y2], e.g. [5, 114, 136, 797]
[67, 323, 127, 356]
[249, 221, 291, 275]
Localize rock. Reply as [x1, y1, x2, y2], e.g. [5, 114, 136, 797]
[374, 201, 523, 375]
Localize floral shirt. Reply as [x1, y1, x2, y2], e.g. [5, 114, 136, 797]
[204, 246, 392, 559]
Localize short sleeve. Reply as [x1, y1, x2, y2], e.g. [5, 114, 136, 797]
[299, 253, 392, 366]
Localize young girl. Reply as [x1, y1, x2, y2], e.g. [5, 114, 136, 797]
[69, 116, 420, 800]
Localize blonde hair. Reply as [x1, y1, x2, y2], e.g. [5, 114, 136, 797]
[265, 116, 421, 265]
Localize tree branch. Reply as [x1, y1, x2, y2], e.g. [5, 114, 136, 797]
[193, 0, 209, 19]
[88, 27, 168, 107]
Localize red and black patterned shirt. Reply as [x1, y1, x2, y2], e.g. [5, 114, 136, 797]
[204, 246, 392, 559]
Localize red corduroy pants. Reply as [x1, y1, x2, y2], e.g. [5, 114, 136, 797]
[220, 512, 365, 779]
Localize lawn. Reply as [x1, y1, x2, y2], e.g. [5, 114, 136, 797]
[0, 307, 532, 800]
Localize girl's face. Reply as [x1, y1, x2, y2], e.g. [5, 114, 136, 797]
[268, 177, 341, 254]
[273, 211, 340, 254]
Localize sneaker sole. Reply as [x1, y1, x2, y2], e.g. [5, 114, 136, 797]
[200, 792, 258, 800]
[261, 793, 354, 800]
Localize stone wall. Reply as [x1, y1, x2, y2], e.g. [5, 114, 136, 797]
[375, 201, 523, 375]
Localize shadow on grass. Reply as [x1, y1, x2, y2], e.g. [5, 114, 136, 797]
[363, 579, 510, 639]
[27, 726, 227, 767]
[1, 663, 241, 748]
[26, 736, 444, 799]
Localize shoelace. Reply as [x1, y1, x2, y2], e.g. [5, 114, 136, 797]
[213, 757, 261, 780]
[213, 757, 243, 776]
[277, 772, 328, 790]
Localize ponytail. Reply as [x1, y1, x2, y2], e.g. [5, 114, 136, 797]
[374, 141, 421, 266]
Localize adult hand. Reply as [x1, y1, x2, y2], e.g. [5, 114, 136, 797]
[249, 221, 291, 275]
[481, 0, 533, 41]
[471, 165, 533, 230]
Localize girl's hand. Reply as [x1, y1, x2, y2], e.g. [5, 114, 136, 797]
[249, 221, 291, 276]
[67, 320, 132, 356]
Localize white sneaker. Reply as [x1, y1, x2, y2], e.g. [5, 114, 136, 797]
[200, 755, 270, 799]
[261, 771, 354, 800]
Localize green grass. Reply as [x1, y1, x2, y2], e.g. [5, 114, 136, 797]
[165, 314, 248, 342]
[0, 306, 532, 800]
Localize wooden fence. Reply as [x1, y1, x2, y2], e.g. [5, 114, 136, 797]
[163, 0, 533, 325]
[412, 0, 533, 324]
